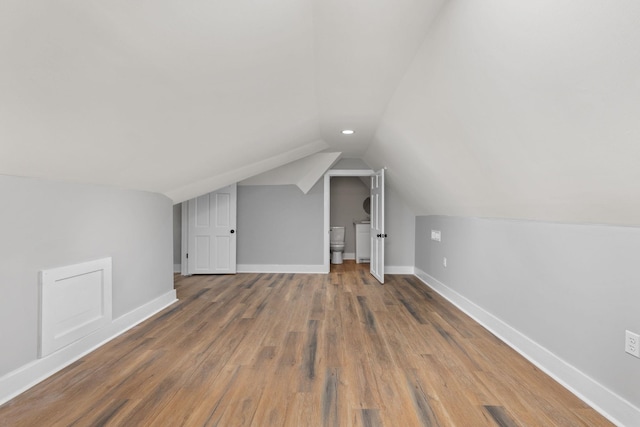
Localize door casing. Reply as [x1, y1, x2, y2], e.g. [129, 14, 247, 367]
[322, 168, 375, 273]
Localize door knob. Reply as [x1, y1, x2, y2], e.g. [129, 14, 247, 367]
[230, 229, 235, 234]
[377, 233, 381, 238]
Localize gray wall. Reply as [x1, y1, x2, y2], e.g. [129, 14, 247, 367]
[173, 203, 182, 265]
[330, 177, 370, 255]
[415, 215, 640, 408]
[384, 185, 415, 268]
[237, 183, 324, 265]
[237, 177, 415, 268]
[0, 175, 174, 377]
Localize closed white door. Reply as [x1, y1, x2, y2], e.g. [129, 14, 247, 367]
[187, 184, 237, 274]
[370, 169, 385, 284]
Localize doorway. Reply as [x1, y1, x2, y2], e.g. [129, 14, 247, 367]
[329, 176, 371, 267]
[323, 168, 385, 283]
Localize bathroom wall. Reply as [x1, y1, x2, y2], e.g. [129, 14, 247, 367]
[330, 177, 370, 257]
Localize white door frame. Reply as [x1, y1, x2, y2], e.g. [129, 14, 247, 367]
[323, 169, 374, 273]
[370, 168, 385, 283]
[181, 203, 189, 275]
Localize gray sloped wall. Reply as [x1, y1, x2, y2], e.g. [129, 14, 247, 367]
[415, 215, 640, 414]
[0, 175, 173, 377]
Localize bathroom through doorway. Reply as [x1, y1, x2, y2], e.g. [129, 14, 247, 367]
[323, 168, 386, 283]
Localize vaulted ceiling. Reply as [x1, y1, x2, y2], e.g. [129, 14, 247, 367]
[2, 1, 639, 225]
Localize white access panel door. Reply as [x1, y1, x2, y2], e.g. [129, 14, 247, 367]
[187, 184, 237, 274]
[370, 169, 385, 284]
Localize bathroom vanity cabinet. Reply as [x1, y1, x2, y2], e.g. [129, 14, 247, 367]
[354, 222, 371, 264]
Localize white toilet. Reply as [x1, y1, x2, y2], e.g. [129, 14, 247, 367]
[330, 226, 346, 264]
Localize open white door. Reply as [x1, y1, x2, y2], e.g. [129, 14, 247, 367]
[187, 184, 237, 274]
[370, 169, 385, 284]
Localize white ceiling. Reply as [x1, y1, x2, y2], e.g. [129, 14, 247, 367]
[240, 152, 341, 194]
[364, 0, 640, 225]
[2, 0, 640, 225]
[0, 0, 443, 202]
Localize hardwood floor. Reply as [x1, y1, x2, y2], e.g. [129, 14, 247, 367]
[0, 262, 613, 426]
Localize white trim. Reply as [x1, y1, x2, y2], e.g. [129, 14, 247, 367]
[343, 252, 355, 260]
[174, 263, 181, 273]
[235, 264, 412, 275]
[181, 202, 188, 276]
[237, 264, 326, 274]
[0, 290, 177, 406]
[324, 169, 375, 274]
[413, 268, 639, 427]
[370, 168, 385, 284]
[385, 266, 414, 275]
[166, 139, 328, 203]
[39, 258, 112, 358]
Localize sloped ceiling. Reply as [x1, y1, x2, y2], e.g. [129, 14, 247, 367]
[0, 0, 323, 203]
[2, 0, 639, 225]
[240, 152, 342, 194]
[366, 0, 640, 226]
[0, 0, 443, 203]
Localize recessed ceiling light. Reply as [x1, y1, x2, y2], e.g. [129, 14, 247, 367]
[341, 129, 355, 135]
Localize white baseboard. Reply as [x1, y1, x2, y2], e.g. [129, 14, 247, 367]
[413, 268, 639, 427]
[343, 252, 355, 260]
[236, 264, 414, 275]
[173, 263, 181, 273]
[236, 266, 414, 274]
[0, 290, 177, 406]
[385, 266, 414, 275]
[237, 264, 326, 274]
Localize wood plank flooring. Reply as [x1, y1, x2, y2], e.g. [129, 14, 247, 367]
[0, 262, 613, 426]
